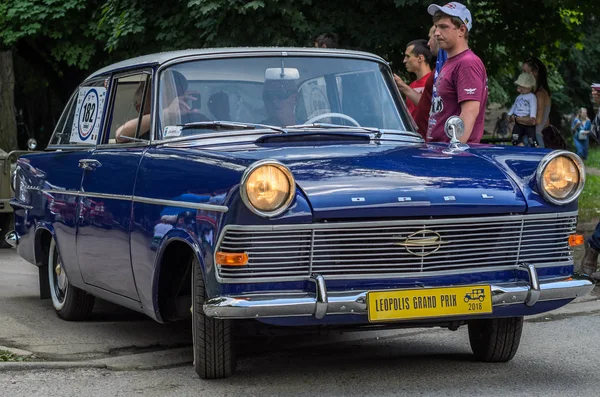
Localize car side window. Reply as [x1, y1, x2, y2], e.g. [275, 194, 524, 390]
[105, 73, 152, 144]
[49, 79, 108, 146]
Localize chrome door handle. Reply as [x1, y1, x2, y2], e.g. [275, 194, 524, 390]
[78, 159, 102, 171]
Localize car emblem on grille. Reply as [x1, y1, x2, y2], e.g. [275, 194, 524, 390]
[394, 229, 449, 257]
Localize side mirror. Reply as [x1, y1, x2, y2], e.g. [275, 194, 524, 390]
[444, 116, 465, 143]
[27, 138, 38, 150]
[443, 116, 469, 153]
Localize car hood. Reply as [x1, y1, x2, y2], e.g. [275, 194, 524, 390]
[205, 142, 528, 219]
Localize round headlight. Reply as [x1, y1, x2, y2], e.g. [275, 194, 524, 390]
[241, 160, 295, 217]
[536, 151, 585, 205]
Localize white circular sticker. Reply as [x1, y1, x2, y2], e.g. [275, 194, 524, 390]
[78, 89, 99, 141]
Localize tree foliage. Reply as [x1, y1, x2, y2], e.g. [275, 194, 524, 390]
[0, 0, 599, 145]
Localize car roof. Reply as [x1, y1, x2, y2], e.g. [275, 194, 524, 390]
[86, 47, 388, 80]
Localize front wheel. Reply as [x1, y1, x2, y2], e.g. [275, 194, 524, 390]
[48, 238, 95, 320]
[468, 317, 523, 362]
[192, 256, 236, 379]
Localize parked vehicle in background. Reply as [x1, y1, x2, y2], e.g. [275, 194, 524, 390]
[0, 139, 37, 247]
[9, 48, 594, 379]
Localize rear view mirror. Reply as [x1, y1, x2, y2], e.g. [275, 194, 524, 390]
[264, 68, 300, 81]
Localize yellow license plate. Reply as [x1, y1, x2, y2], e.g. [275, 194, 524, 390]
[367, 285, 492, 322]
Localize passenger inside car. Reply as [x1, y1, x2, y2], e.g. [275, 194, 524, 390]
[208, 91, 231, 120]
[115, 82, 152, 142]
[116, 71, 211, 143]
[261, 79, 298, 126]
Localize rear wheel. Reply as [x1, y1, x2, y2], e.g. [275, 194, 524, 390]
[468, 317, 523, 362]
[192, 256, 236, 379]
[48, 238, 95, 320]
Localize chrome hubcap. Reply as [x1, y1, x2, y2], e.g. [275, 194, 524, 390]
[55, 262, 67, 291]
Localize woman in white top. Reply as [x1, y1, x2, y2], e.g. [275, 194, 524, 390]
[518, 57, 552, 148]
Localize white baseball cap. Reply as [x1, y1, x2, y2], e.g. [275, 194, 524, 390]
[428, 2, 472, 32]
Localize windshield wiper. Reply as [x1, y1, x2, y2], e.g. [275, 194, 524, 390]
[180, 121, 287, 134]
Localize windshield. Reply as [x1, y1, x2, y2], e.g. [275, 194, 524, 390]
[157, 56, 412, 139]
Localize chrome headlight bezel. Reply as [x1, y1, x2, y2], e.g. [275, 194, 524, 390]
[240, 159, 296, 218]
[535, 150, 585, 205]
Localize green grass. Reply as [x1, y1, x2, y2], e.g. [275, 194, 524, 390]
[0, 350, 27, 362]
[585, 147, 600, 169]
[574, 147, 600, 222]
[579, 173, 600, 223]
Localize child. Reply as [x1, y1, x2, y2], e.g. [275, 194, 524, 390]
[508, 73, 538, 146]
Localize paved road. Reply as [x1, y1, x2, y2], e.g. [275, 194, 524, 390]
[1, 250, 600, 396]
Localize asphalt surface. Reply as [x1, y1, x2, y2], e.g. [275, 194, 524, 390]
[1, 249, 600, 396]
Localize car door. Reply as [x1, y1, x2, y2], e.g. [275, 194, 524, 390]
[35, 87, 101, 282]
[76, 71, 153, 300]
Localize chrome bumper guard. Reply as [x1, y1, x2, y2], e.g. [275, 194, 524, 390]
[203, 264, 595, 320]
[5, 230, 18, 248]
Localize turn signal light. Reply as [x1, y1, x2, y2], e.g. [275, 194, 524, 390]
[216, 252, 248, 266]
[569, 234, 584, 247]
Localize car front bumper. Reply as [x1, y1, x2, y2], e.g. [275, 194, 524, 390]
[203, 264, 595, 320]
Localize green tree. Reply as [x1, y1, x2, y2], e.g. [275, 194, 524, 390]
[0, 52, 17, 151]
[1, 0, 600, 146]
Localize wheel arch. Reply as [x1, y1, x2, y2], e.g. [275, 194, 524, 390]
[33, 224, 54, 267]
[152, 232, 207, 323]
[33, 224, 54, 299]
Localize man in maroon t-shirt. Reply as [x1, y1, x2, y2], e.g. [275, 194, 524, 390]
[394, 39, 432, 127]
[426, 2, 488, 143]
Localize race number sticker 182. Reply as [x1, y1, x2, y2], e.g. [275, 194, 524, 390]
[70, 87, 107, 143]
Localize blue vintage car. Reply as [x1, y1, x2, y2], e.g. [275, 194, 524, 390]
[8, 48, 593, 379]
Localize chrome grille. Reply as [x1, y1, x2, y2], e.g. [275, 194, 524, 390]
[216, 213, 577, 282]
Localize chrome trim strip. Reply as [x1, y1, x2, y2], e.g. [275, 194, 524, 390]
[44, 145, 95, 151]
[203, 275, 595, 319]
[214, 263, 572, 284]
[132, 196, 228, 213]
[9, 199, 33, 210]
[40, 190, 229, 212]
[218, 212, 578, 231]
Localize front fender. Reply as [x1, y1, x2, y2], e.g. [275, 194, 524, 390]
[470, 146, 579, 213]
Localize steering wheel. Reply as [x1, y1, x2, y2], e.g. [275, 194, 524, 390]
[305, 112, 361, 127]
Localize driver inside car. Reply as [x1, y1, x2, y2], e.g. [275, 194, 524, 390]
[116, 70, 209, 143]
[261, 79, 298, 126]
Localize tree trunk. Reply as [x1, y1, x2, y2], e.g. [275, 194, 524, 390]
[0, 51, 18, 152]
